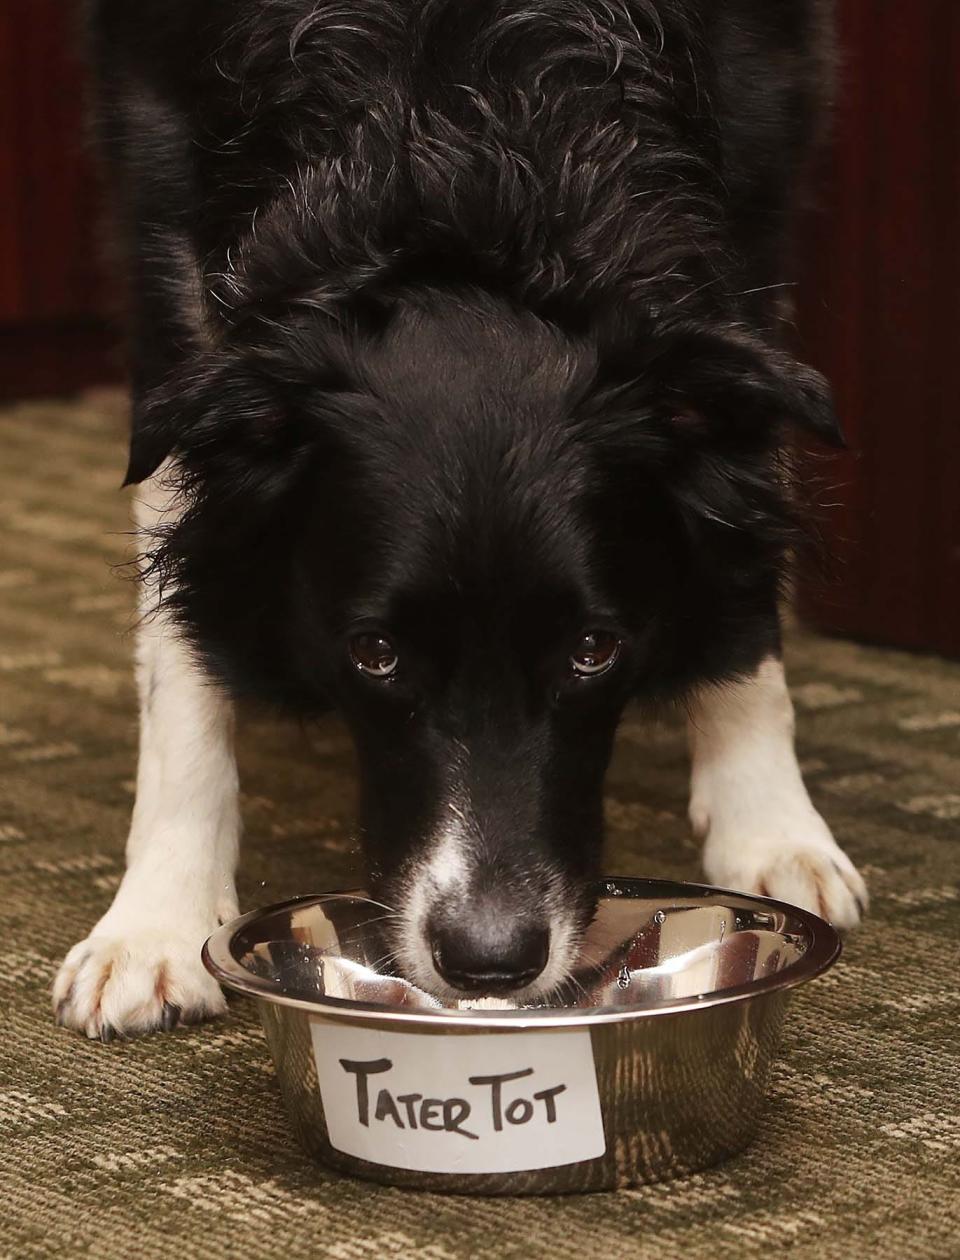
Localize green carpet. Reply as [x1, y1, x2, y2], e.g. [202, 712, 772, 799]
[1, 392, 958, 1259]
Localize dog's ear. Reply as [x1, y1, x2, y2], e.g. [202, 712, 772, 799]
[643, 324, 845, 448]
[123, 307, 365, 486]
[124, 424, 172, 488]
[124, 355, 228, 486]
[122, 354, 283, 487]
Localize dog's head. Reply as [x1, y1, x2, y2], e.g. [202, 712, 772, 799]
[131, 287, 837, 998]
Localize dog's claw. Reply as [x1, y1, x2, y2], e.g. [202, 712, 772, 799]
[100, 1022, 117, 1044]
[161, 1003, 181, 1032]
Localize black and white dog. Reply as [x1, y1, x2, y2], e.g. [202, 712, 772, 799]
[55, 0, 866, 1039]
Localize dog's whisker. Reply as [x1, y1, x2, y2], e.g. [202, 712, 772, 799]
[347, 911, 401, 931]
[363, 948, 403, 975]
[352, 896, 400, 916]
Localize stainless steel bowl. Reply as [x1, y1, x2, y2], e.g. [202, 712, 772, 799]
[203, 877, 840, 1194]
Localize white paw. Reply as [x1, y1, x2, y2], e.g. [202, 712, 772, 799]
[53, 925, 226, 1041]
[700, 810, 868, 930]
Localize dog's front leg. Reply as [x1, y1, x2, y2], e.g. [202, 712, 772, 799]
[687, 657, 867, 928]
[53, 473, 239, 1040]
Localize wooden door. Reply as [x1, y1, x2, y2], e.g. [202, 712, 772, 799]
[0, 0, 118, 398]
[795, 0, 960, 657]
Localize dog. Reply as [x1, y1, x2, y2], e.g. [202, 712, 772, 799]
[54, 0, 866, 1040]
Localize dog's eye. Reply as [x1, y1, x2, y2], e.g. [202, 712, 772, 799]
[350, 633, 398, 678]
[570, 630, 621, 677]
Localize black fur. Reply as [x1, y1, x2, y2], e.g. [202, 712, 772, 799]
[87, 0, 838, 975]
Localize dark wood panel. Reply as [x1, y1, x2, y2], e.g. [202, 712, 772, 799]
[928, 0, 960, 656]
[0, 321, 122, 402]
[0, 8, 20, 319]
[0, 1, 120, 397]
[0, 0, 112, 324]
[796, 0, 960, 658]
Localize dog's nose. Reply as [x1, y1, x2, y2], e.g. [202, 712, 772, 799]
[430, 918, 550, 993]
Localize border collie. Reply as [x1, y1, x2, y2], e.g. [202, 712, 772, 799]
[54, 0, 865, 1040]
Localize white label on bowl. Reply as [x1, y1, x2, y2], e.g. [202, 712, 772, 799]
[310, 1020, 606, 1175]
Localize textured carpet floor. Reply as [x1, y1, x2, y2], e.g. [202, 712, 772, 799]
[1, 392, 958, 1259]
